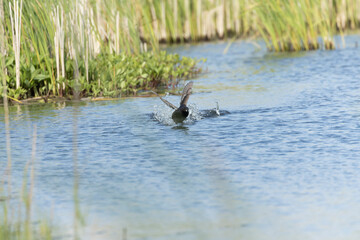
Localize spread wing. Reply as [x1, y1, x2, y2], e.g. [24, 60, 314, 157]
[180, 81, 193, 106]
[151, 91, 177, 110]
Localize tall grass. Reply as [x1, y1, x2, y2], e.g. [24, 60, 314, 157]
[139, 0, 360, 46]
[253, 0, 337, 51]
[1, 0, 360, 100]
[1, 0, 205, 100]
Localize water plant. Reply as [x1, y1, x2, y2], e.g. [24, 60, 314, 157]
[253, 0, 337, 51]
[137, 0, 357, 48]
[0, 0, 359, 101]
[0, 121, 53, 240]
[1, 49, 203, 100]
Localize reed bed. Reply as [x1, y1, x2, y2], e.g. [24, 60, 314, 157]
[0, 0, 360, 100]
[139, 0, 360, 46]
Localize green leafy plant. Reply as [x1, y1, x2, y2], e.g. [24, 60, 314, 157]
[7, 87, 27, 100]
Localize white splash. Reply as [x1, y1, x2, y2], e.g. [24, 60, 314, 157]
[153, 104, 175, 125]
[186, 103, 203, 122]
[153, 103, 202, 125]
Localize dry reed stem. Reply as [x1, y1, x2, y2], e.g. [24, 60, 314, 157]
[9, 0, 23, 89]
[0, 0, 7, 98]
[184, 0, 190, 39]
[0, 0, 6, 57]
[197, 0, 202, 38]
[161, 0, 166, 39]
[53, 6, 61, 93]
[174, 0, 178, 39]
[217, 2, 225, 38]
[116, 12, 120, 54]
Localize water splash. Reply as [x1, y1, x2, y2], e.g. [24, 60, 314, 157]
[153, 104, 175, 125]
[153, 103, 203, 125]
[152, 95, 229, 125]
[185, 103, 203, 123]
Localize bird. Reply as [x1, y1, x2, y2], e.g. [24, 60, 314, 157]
[152, 81, 193, 123]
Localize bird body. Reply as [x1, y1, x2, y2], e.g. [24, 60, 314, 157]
[171, 104, 190, 123]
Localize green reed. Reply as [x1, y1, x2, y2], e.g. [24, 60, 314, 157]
[0, 0, 360, 101]
[253, 0, 337, 51]
[0, 0, 205, 101]
[137, 0, 359, 47]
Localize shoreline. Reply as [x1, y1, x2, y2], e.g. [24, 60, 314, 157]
[0, 88, 188, 106]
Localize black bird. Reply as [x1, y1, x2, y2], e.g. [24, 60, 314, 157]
[152, 81, 193, 123]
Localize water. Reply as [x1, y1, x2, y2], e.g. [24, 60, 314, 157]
[1, 35, 360, 239]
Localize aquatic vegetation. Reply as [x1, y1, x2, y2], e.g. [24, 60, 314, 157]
[0, 112, 83, 240]
[0, 125, 53, 240]
[132, 0, 357, 49]
[1, 50, 202, 100]
[0, 0, 203, 101]
[253, 0, 336, 51]
[0, 178, 53, 240]
[0, 0, 359, 101]
[140, 0, 357, 50]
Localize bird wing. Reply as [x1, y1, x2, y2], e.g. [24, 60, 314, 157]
[151, 91, 177, 110]
[180, 81, 193, 106]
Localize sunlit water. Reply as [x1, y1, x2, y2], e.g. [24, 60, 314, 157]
[1, 35, 360, 240]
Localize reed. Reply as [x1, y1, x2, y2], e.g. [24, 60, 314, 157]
[141, 0, 346, 50]
[1, 0, 360, 101]
[8, 0, 22, 89]
[0, 0, 6, 99]
[53, 4, 66, 96]
[254, 0, 337, 51]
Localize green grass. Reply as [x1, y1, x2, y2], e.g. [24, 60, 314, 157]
[137, 0, 357, 49]
[0, 0, 360, 101]
[0, 0, 204, 101]
[1, 50, 203, 100]
[253, 0, 336, 51]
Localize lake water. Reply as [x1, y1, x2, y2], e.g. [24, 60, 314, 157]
[1, 35, 360, 239]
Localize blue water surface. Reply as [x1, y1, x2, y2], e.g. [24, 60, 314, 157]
[1, 35, 360, 240]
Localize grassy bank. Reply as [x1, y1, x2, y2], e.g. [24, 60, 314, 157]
[0, 0, 203, 101]
[1, 50, 202, 101]
[0, 0, 359, 101]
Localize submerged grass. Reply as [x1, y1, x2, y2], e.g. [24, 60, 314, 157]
[0, 124, 53, 240]
[0, 0, 360, 100]
[0, 103, 83, 240]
